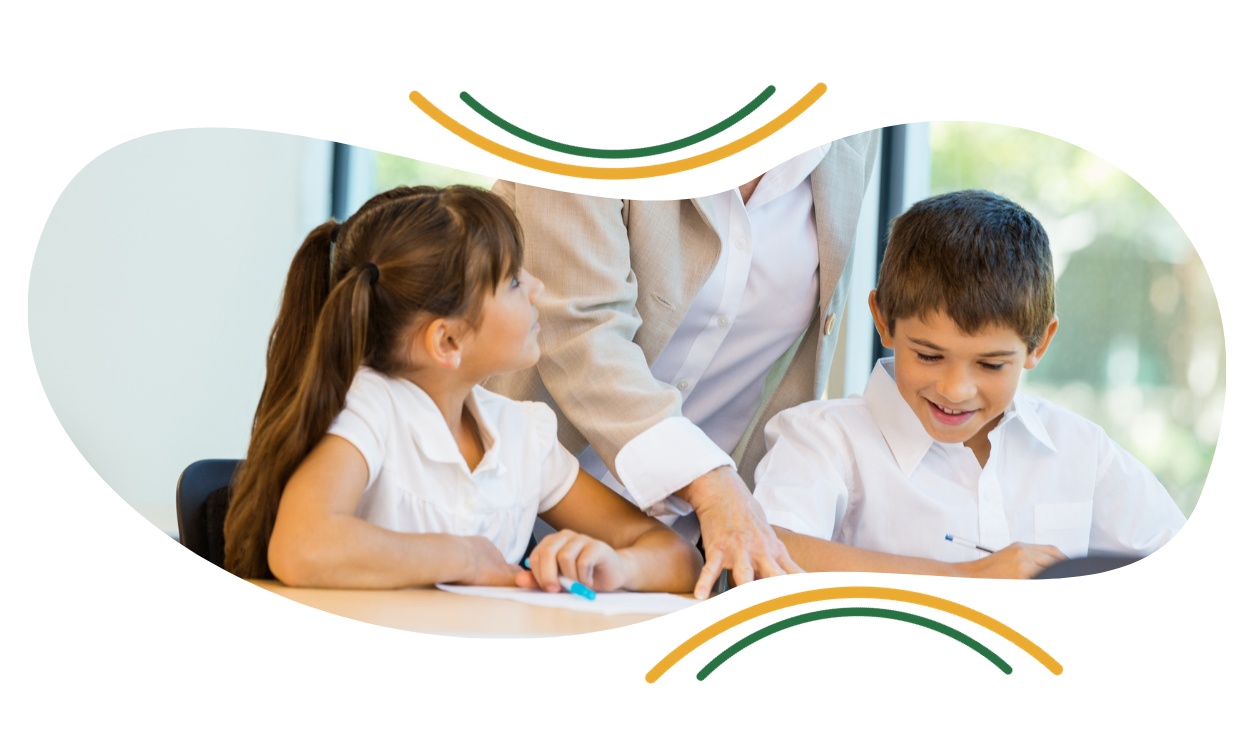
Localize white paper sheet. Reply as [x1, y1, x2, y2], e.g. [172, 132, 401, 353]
[435, 584, 699, 616]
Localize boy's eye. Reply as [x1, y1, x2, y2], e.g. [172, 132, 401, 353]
[510, 276, 520, 289]
[916, 352, 941, 363]
[981, 362, 1006, 371]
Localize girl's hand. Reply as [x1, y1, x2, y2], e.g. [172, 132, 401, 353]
[953, 542, 1067, 579]
[454, 536, 524, 586]
[516, 529, 634, 593]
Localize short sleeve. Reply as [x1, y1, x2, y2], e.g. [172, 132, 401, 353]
[752, 405, 851, 541]
[523, 401, 581, 514]
[326, 370, 393, 489]
[1089, 430, 1187, 556]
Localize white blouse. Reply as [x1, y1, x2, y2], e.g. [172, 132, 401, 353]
[327, 368, 580, 564]
[580, 145, 830, 528]
[753, 359, 1187, 561]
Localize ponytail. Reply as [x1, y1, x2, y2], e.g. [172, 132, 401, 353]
[281, 265, 375, 460]
[251, 219, 337, 430]
[225, 221, 378, 578]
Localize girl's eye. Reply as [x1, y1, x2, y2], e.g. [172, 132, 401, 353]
[916, 352, 941, 363]
[510, 276, 520, 289]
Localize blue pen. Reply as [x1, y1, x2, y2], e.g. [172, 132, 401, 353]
[945, 534, 996, 554]
[524, 557, 596, 600]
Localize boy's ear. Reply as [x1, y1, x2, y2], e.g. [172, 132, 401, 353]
[1024, 316, 1060, 369]
[420, 317, 464, 370]
[867, 290, 895, 349]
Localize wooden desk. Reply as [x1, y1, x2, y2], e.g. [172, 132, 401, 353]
[249, 580, 667, 637]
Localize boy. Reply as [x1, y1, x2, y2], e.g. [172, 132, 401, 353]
[752, 190, 1187, 579]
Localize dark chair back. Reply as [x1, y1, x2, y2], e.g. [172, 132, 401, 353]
[1034, 555, 1141, 579]
[176, 459, 240, 567]
[176, 457, 541, 572]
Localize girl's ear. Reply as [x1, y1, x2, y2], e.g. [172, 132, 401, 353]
[867, 290, 895, 349]
[1024, 315, 1060, 369]
[420, 317, 464, 370]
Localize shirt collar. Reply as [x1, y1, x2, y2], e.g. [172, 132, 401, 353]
[743, 143, 831, 209]
[393, 378, 506, 476]
[1001, 392, 1058, 453]
[466, 386, 507, 475]
[863, 359, 1058, 476]
[694, 140, 829, 214]
[863, 358, 935, 477]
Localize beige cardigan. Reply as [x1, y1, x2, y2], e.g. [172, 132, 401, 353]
[485, 130, 880, 489]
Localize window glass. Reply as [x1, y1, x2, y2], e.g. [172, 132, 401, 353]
[374, 151, 495, 192]
[929, 122, 1222, 516]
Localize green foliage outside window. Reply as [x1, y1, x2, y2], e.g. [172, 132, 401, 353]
[930, 122, 1222, 516]
[374, 152, 496, 193]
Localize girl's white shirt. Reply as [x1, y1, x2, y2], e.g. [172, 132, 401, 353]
[327, 367, 580, 564]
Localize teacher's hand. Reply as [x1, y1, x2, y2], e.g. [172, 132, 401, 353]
[676, 465, 802, 599]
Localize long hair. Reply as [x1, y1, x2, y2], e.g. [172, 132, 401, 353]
[224, 185, 524, 578]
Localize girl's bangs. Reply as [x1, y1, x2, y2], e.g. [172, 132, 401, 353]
[458, 190, 525, 322]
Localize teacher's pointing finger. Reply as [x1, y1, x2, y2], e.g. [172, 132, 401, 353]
[694, 549, 725, 600]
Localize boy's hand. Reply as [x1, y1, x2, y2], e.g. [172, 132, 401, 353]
[516, 529, 633, 593]
[454, 536, 524, 586]
[954, 542, 1067, 579]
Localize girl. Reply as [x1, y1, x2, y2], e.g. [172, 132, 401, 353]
[224, 185, 702, 594]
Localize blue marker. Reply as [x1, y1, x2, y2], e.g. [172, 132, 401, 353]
[524, 557, 597, 600]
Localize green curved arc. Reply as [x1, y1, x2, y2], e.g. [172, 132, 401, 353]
[458, 86, 776, 159]
[696, 607, 1013, 680]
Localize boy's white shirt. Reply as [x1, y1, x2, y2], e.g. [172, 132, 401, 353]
[753, 359, 1187, 561]
[326, 368, 581, 565]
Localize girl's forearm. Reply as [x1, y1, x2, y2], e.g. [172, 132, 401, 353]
[617, 528, 704, 593]
[268, 515, 472, 588]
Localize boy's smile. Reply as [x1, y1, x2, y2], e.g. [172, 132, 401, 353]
[869, 291, 1058, 464]
[927, 398, 978, 427]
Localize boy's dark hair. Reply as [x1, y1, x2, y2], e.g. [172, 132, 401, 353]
[876, 189, 1054, 351]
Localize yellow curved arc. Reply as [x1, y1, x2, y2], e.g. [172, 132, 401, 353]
[646, 586, 1063, 682]
[408, 84, 827, 180]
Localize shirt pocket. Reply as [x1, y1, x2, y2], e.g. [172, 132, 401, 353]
[1033, 502, 1093, 559]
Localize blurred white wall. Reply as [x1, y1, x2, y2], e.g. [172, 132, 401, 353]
[29, 129, 332, 533]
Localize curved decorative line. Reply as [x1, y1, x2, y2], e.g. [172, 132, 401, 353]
[645, 587, 1062, 682]
[696, 607, 1012, 680]
[458, 86, 776, 159]
[408, 84, 827, 180]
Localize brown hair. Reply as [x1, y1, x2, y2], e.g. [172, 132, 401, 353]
[876, 189, 1055, 351]
[224, 185, 523, 578]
